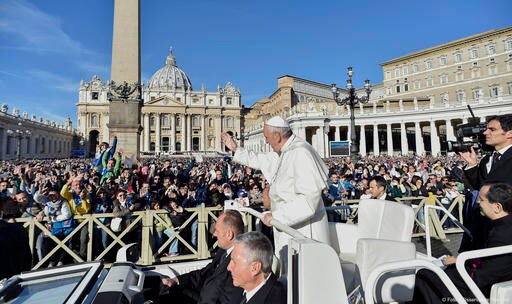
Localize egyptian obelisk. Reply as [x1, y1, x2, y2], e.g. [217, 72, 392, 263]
[107, 0, 142, 159]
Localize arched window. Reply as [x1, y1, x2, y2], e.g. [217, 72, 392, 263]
[176, 117, 181, 127]
[192, 116, 200, 127]
[150, 117, 155, 127]
[209, 118, 214, 128]
[162, 115, 169, 126]
[225, 117, 233, 128]
[91, 115, 99, 127]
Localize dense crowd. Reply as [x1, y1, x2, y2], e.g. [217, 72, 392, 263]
[0, 145, 470, 269]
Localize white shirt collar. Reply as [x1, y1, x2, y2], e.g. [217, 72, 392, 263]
[226, 246, 234, 256]
[378, 193, 387, 200]
[245, 274, 270, 301]
[497, 144, 512, 155]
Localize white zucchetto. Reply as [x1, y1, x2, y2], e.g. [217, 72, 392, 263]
[265, 116, 290, 128]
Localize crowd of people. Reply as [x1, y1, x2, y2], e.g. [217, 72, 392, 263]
[1, 113, 511, 304]
[0, 147, 469, 268]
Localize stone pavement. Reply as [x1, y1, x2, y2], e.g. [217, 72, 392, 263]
[413, 232, 463, 257]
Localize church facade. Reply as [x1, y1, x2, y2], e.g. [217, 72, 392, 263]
[77, 49, 243, 156]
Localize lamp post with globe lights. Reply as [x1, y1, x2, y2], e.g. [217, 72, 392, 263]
[331, 67, 372, 161]
[6, 122, 31, 161]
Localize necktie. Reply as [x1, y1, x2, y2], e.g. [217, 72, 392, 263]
[240, 294, 247, 304]
[491, 152, 501, 171]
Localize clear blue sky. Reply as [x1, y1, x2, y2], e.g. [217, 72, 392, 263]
[1, 0, 511, 126]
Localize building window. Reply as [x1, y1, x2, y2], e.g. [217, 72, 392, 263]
[471, 69, 481, 78]
[192, 116, 200, 127]
[454, 52, 462, 63]
[162, 115, 169, 126]
[505, 39, 512, 51]
[209, 118, 214, 128]
[472, 88, 481, 100]
[385, 71, 391, 79]
[489, 86, 499, 98]
[176, 97, 181, 102]
[441, 93, 449, 103]
[439, 56, 447, 66]
[488, 65, 498, 75]
[456, 90, 466, 102]
[414, 80, 420, 90]
[386, 87, 392, 95]
[193, 98, 199, 104]
[225, 117, 234, 129]
[402, 66, 408, 75]
[440, 74, 448, 84]
[394, 68, 400, 78]
[226, 97, 232, 105]
[470, 48, 479, 59]
[455, 71, 464, 81]
[508, 82, 512, 95]
[176, 117, 180, 127]
[487, 44, 496, 55]
[208, 99, 214, 105]
[404, 83, 409, 92]
[412, 63, 419, 73]
[91, 115, 99, 127]
[396, 85, 401, 93]
[427, 76, 434, 87]
[425, 60, 433, 70]
[92, 92, 99, 100]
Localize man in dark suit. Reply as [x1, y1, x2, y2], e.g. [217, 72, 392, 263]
[460, 114, 512, 190]
[227, 231, 286, 304]
[458, 114, 512, 252]
[369, 176, 396, 202]
[160, 210, 244, 304]
[413, 183, 512, 302]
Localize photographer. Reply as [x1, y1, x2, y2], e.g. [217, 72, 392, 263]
[458, 114, 512, 252]
[459, 114, 512, 190]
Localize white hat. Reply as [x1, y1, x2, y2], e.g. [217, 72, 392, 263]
[265, 116, 289, 128]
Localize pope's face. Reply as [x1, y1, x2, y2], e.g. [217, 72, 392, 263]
[263, 125, 281, 153]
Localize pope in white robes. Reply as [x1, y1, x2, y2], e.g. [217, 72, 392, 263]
[222, 116, 330, 276]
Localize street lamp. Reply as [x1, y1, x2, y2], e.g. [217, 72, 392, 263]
[6, 122, 31, 161]
[331, 67, 372, 160]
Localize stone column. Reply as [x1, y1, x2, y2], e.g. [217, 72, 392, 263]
[359, 124, 366, 157]
[181, 114, 187, 151]
[186, 114, 192, 151]
[170, 114, 176, 152]
[155, 113, 161, 152]
[216, 115, 222, 151]
[445, 119, 456, 142]
[373, 124, 380, 156]
[334, 126, 340, 141]
[387, 123, 393, 155]
[201, 115, 207, 151]
[0, 128, 6, 159]
[430, 120, 440, 156]
[143, 113, 150, 151]
[400, 122, 409, 155]
[415, 121, 425, 156]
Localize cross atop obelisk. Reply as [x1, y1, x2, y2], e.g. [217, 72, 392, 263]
[107, 0, 142, 159]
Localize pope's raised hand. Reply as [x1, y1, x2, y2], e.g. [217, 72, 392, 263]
[221, 132, 237, 152]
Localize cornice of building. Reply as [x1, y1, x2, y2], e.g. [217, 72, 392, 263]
[380, 26, 512, 66]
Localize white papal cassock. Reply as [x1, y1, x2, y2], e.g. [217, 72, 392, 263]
[233, 134, 331, 274]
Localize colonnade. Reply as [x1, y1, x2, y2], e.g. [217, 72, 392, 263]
[140, 112, 235, 153]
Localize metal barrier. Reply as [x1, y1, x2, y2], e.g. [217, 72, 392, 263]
[332, 194, 466, 240]
[17, 195, 465, 270]
[16, 204, 223, 270]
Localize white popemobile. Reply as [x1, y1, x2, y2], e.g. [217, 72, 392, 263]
[1, 199, 512, 304]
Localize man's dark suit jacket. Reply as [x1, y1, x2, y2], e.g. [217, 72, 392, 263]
[229, 273, 286, 304]
[176, 248, 243, 304]
[463, 148, 512, 190]
[414, 214, 512, 302]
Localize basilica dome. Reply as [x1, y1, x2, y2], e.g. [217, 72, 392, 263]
[147, 48, 192, 91]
